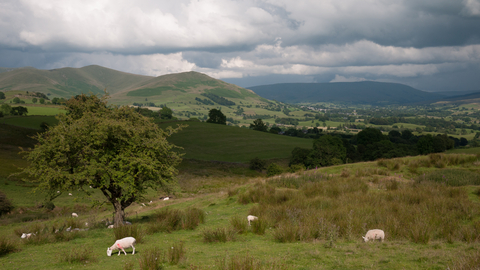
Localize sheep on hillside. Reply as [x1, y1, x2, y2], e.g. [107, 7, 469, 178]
[71, 213, 78, 218]
[247, 215, 258, 226]
[21, 233, 34, 239]
[107, 237, 136, 256]
[107, 225, 114, 229]
[362, 229, 385, 242]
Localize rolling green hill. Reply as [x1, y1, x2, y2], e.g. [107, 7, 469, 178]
[159, 121, 313, 162]
[248, 81, 444, 105]
[0, 65, 152, 97]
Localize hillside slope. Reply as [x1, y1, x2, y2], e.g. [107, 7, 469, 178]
[0, 65, 152, 97]
[248, 81, 444, 105]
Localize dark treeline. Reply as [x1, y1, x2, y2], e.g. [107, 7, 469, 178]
[200, 93, 235, 106]
[288, 128, 468, 169]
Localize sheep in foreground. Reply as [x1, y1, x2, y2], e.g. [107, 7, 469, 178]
[71, 213, 78, 218]
[107, 237, 136, 256]
[247, 215, 258, 226]
[362, 229, 385, 242]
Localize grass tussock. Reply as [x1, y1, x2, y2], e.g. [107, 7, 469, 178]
[147, 207, 205, 234]
[14, 220, 87, 245]
[167, 241, 186, 265]
[113, 224, 144, 243]
[202, 227, 237, 243]
[0, 236, 19, 257]
[242, 170, 480, 244]
[230, 215, 248, 234]
[138, 246, 164, 270]
[61, 245, 97, 264]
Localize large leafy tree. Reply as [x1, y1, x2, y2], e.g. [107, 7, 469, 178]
[20, 94, 183, 225]
[206, 108, 226, 125]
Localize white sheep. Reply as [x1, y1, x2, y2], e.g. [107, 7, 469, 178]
[68, 193, 72, 196]
[247, 215, 258, 226]
[362, 229, 385, 242]
[107, 237, 136, 256]
[71, 213, 78, 218]
[163, 197, 170, 201]
[107, 225, 114, 229]
[21, 233, 34, 239]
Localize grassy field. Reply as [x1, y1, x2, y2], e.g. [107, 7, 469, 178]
[158, 121, 313, 162]
[3, 112, 480, 269]
[2, 153, 480, 269]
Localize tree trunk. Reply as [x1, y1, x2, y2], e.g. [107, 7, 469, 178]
[113, 200, 125, 227]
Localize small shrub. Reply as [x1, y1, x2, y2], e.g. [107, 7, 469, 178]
[138, 247, 164, 270]
[44, 201, 55, 211]
[61, 245, 97, 264]
[167, 241, 186, 265]
[202, 227, 236, 243]
[0, 236, 19, 257]
[288, 164, 305, 173]
[267, 163, 283, 177]
[249, 157, 266, 171]
[0, 191, 13, 216]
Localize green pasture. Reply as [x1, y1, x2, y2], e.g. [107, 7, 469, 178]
[0, 115, 58, 130]
[159, 121, 313, 162]
[2, 153, 480, 269]
[25, 106, 64, 115]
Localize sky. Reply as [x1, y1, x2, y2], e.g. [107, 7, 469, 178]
[1, 0, 480, 92]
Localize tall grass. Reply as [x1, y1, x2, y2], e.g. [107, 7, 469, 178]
[166, 241, 186, 265]
[0, 236, 19, 257]
[60, 245, 97, 264]
[246, 171, 480, 243]
[147, 207, 205, 234]
[202, 227, 237, 243]
[138, 247, 164, 270]
[113, 224, 144, 243]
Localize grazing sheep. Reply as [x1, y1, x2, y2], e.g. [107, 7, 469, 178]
[124, 221, 132, 225]
[247, 215, 258, 226]
[71, 213, 78, 218]
[68, 193, 72, 196]
[141, 203, 146, 207]
[107, 237, 136, 256]
[66, 226, 72, 232]
[21, 233, 34, 239]
[57, 191, 60, 193]
[107, 225, 114, 229]
[362, 229, 385, 242]
[163, 197, 170, 201]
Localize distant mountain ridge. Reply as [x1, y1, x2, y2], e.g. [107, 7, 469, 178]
[247, 82, 445, 105]
[0, 65, 262, 106]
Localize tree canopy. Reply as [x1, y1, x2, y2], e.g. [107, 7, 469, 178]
[250, 118, 268, 132]
[20, 94, 184, 225]
[206, 108, 226, 125]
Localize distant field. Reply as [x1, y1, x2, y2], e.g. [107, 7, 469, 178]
[0, 115, 58, 129]
[25, 105, 64, 115]
[159, 121, 313, 162]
